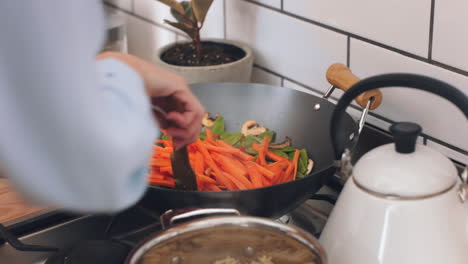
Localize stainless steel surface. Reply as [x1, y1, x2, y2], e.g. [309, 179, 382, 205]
[458, 166, 468, 203]
[0, 216, 108, 264]
[322, 85, 336, 99]
[335, 149, 353, 183]
[127, 216, 327, 264]
[161, 208, 241, 229]
[151, 104, 168, 116]
[0, 200, 331, 263]
[358, 96, 375, 134]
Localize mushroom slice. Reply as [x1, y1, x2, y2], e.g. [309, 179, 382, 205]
[241, 120, 267, 136]
[202, 112, 216, 127]
[269, 137, 292, 149]
[306, 159, 314, 174]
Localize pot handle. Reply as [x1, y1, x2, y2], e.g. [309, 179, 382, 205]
[326, 63, 383, 109]
[160, 208, 241, 229]
[330, 73, 468, 160]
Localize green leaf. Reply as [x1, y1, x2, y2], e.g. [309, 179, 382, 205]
[171, 1, 195, 25]
[296, 171, 306, 179]
[220, 132, 243, 146]
[270, 149, 288, 159]
[199, 130, 206, 140]
[163, 20, 196, 38]
[298, 149, 309, 175]
[161, 134, 171, 140]
[257, 131, 275, 142]
[191, 0, 214, 24]
[240, 135, 258, 155]
[280, 146, 296, 153]
[158, 0, 185, 15]
[212, 116, 225, 135]
[288, 151, 295, 161]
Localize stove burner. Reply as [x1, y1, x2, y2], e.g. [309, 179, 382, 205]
[44, 240, 130, 264]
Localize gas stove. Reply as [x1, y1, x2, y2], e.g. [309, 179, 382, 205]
[0, 187, 335, 264]
[1, 125, 401, 264]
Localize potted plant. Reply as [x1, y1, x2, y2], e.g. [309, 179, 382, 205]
[154, 0, 253, 84]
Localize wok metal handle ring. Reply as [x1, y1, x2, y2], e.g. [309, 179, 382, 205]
[330, 73, 468, 161]
[160, 208, 241, 229]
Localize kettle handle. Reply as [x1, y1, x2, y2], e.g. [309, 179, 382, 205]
[330, 73, 468, 160]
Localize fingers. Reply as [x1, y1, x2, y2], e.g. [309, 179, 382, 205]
[166, 111, 196, 128]
[167, 119, 201, 149]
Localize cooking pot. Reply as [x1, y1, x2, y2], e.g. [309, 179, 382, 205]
[125, 208, 327, 264]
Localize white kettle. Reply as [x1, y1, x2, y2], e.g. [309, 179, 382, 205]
[320, 74, 468, 264]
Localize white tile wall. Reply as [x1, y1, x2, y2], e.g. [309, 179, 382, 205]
[104, 0, 132, 12]
[427, 140, 468, 165]
[284, 80, 393, 131]
[226, 0, 347, 93]
[432, 0, 468, 72]
[283, 0, 431, 57]
[104, 0, 468, 164]
[251, 0, 281, 9]
[134, 0, 224, 39]
[283, 80, 322, 97]
[251, 67, 282, 86]
[350, 38, 468, 151]
[126, 15, 176, 61]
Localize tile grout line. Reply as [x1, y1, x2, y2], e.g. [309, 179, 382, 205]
[106, 2, 467, 161]
[346, 36, 351, 68]
[241, 0, 468, 78]
[428, 0, 435, 60]
[104, 3, 182, 35]
[254, 63, 467, 156]
[131, 0, 135, 13]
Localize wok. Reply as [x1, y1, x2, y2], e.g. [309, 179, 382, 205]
[140, 64, 382, 218]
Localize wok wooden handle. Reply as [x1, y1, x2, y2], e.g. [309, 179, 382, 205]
[326, 63, 383, 110]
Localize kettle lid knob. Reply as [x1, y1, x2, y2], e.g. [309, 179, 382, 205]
[390, 122, 422, 154]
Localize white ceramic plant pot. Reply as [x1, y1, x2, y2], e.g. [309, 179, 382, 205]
[153, 38, 253, 84]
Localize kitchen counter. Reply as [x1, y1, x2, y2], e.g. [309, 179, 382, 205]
[0, 179, 49, 224]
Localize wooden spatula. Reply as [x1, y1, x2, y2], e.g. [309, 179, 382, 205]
[151, 100, 198, 191]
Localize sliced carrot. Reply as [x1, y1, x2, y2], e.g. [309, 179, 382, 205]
[261, 175, 271, 187]
[223, 172, 249, 190]
[196, 173, 217, 184]
[197, 139, 235, 190]
[217, 140, 255, 161]
[267, 160, 289, 171]
[256, 137, 269, 166]
[153, 145, 173, 152]
[230, 156, 249, 176]
[156, 140, 173, 148]
[159, 166, 173, 174]
[148, 178, 175, 187]
[154, 152, 171, 159]
[246, 164, 263, 188]
[251, 162, 275, 180]
[290, 149, 301, 181]
[148, 173, 165, 180]
[205, 129, 215, 143]
[212, 153, 252, 189]
[201, 183, 222, 191]
[266, 150, 288, 162]
[150, 159, 171, 167]
[205, 145, 238, 154]
[280, 151, 299, 183]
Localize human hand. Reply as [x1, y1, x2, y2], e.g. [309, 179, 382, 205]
[96, 52, 205, 149]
